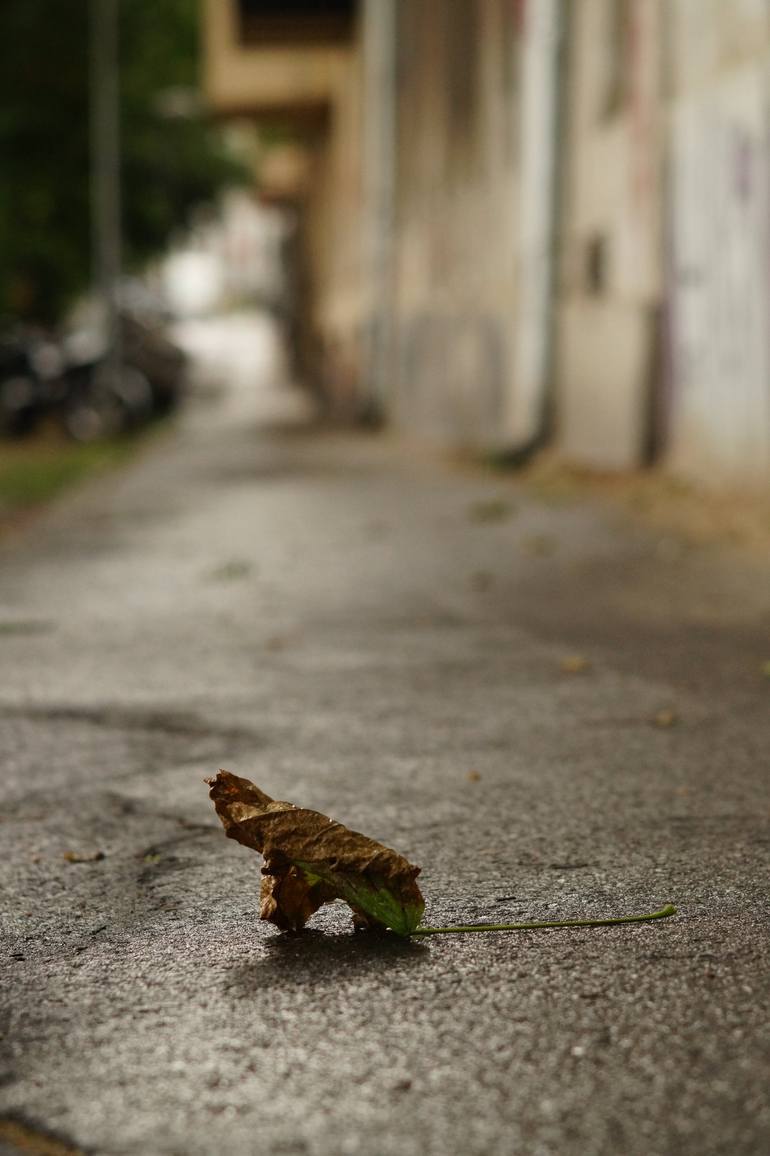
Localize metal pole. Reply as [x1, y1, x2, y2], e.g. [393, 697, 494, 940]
[508, 0, 563, 453]
[90, 0, 122, 386]
[362, 0, 397, 421]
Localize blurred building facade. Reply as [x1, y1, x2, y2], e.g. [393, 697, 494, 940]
[202, 0, 770, 488]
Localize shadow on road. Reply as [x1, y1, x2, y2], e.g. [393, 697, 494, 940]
[230, 927, 430, 995]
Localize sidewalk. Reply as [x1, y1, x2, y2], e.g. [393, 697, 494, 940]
[2, 315, 768, 1156]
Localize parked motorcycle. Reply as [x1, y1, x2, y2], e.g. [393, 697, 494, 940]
[0, 296, 188, 443]
[0, 326, 63, 438]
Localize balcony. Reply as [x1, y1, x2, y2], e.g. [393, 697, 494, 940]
[203, 0, 356, 120]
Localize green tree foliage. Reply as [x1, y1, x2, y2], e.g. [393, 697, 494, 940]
[0, 0, 247, 323]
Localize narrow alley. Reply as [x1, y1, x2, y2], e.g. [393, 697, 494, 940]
[1, 316, 768, 1156]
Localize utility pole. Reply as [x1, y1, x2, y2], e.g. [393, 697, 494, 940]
[90, 0, 122, 386]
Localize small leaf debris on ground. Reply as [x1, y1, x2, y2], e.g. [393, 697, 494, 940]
[63, 849, 105, 863]
[520, 533, 557, 557]
[208, 771, 676, 939]
[560, 654, 591, 674]
[265, 634, 291, 652]
[207, 558, 253, 582]
[762, 660, 770, 678]
[468, 497, 514, 524]
[466, 769, 482, 783]
[653, 708, 678, 728]
[469, 570, 494, 592]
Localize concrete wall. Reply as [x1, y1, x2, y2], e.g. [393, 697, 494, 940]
[201, 0, 770, 488]
[666, 0, 770, 484]
[557, 0, 770, 486]
[390, 0, 524, 450]
[556, 0, 664, 470]
[302, 39, 366, 412]
[384, 0, 672, 466]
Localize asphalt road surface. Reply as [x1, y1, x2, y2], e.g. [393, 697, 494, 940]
[2, 315, 769, 1156]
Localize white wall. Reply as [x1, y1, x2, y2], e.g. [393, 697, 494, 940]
[666, 1, 770, 484]
[556, 0, 664, 469]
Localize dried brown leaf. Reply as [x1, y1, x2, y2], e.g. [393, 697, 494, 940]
[207, 770, 424, 935]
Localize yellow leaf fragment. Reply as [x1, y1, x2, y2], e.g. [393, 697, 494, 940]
[63, 849, 105, 863]
[560, 655, 591, 674]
